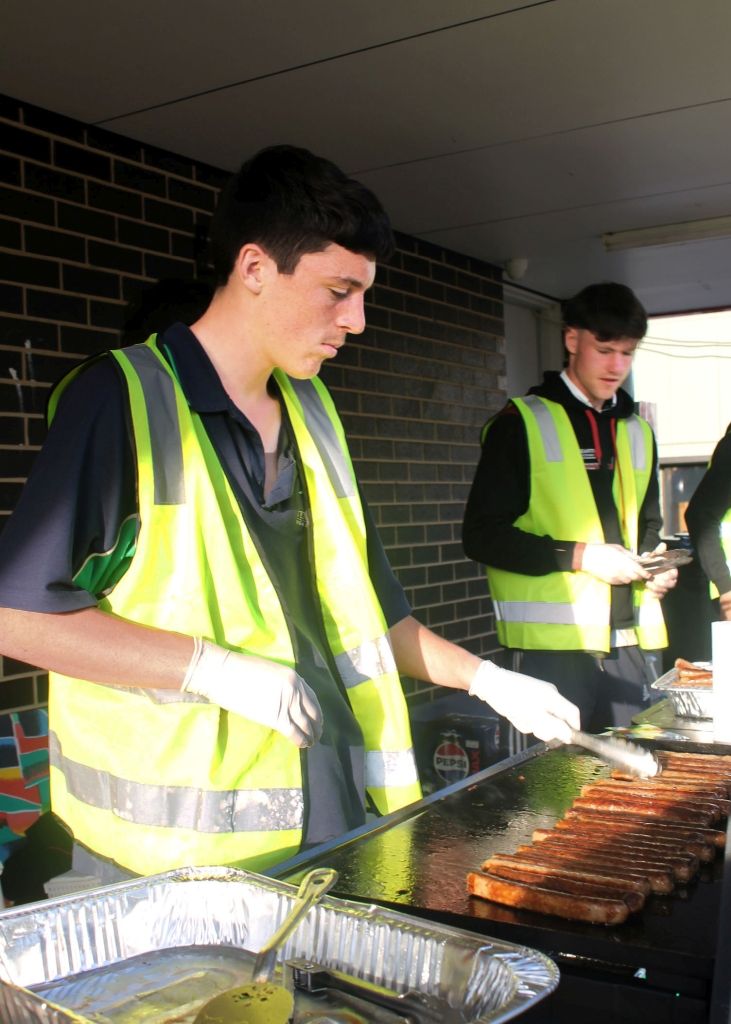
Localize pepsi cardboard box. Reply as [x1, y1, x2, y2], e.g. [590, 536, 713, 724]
[409, 691, 503, 793]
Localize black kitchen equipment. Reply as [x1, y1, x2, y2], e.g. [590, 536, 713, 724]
[270, 738, 731, 1024]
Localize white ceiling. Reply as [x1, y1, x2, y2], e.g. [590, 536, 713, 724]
[4, 0, 731, 314]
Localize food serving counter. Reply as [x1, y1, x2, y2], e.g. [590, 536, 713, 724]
[270, 738, 731, 1024]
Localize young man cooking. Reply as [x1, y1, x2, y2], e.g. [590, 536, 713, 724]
[0, 145, 578, 882]
[463, 282, 678, 732]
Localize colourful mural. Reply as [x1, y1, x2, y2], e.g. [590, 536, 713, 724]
[0, 709, 49, 848]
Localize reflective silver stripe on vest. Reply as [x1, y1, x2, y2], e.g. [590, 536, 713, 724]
[366, 748, 419, 788]
[288, 378, 355, 499]
[122, 345, 185, 506]
[493, 600, 603, 627]
[49, 732, 303, 833]
[522, 395, 562, 462]
[625, 415, 647, 471]
[334, 635, 397, 688]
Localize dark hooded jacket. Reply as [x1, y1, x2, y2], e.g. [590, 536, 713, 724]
[462, 370, 663, 634]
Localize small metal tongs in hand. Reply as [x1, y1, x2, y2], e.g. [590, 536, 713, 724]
[638, 547, 693, 576]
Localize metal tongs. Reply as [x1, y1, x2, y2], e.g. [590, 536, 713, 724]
[638, 547, 693, 576]
[566, 728, 661, 778]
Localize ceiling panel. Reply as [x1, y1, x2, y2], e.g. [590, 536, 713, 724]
[97, 0, 731, 170]
[360, 102, 731, 235]
[1, 0, 528, 122]
[2, 0, 731, 312]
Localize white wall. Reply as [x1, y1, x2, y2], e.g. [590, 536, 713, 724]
[632, 310, 731, 463]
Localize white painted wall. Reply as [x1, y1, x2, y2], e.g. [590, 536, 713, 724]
[632, 310, 731, 463]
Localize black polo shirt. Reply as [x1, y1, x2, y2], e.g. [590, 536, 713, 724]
[0, 323, 411, 847]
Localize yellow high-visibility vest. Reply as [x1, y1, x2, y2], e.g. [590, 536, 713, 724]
[485, 396, 667, 653]
[49, 338, 420, 875]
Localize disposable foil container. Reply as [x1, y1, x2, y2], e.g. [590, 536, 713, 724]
[651, 664, 714, 720]
[0, 865, 558, 1023]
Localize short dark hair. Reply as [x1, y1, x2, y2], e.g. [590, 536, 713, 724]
[122, 277, 214, 345]
[562, 282, 647, 341]
[206, 145, 395, 284]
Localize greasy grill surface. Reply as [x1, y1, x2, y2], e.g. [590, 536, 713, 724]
[279, 743, 730, 986]
[470, 749, 731, 926]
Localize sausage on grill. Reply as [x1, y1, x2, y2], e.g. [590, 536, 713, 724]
[578, 782, 729, 818]
[483, 853, 651, 895]
[572, 795, 718, 826]
[510, 846, 674, 894]
[563, 808, 726, 848]
[481, 859, 645, 911]
[467, 871, 631, 926]
[530, 829, 699, 881]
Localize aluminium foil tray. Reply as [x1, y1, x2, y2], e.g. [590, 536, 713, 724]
[651, 663, 714, 719]
[0, 865, 558, 1023]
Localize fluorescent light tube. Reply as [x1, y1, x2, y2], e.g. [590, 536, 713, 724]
[602, 215, 731, 252]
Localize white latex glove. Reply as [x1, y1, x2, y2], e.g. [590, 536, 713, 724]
[581, 542, 649, 585]
[181, 638, 323, 748]
[639, 542, 678, 598]
[468, 660, 580, 743]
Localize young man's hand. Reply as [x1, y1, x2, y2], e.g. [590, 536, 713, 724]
[638, 542, 678, 598]
[468, 661, 580, 742]
[579, 542, 650, 585]
[182, 639, 323, 747]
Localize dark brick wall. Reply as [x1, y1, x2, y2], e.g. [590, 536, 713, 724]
[0, 93, 506, 712]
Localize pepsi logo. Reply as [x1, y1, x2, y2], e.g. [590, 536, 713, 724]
[433, 739, 469, 782]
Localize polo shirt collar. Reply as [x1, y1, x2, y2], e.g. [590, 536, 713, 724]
[156, 322, 232, 413]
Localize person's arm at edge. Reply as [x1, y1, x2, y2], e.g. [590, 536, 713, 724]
[686, 432, 731, 613]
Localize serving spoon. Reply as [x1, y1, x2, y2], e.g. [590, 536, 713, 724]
[193, 866, 338, 1024]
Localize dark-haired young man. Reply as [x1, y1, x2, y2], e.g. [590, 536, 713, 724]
[463, 282, 678, 732]
[0, 146, 578, 882]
